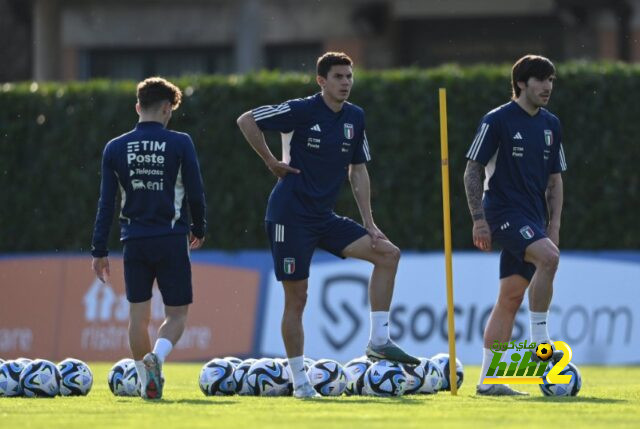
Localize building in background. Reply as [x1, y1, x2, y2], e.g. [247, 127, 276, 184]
[2, 0, 640, 82]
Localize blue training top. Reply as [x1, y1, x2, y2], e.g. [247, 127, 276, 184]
[466, 101, 567, 225]
[91, 121, 206, 257]
[252, 93, 371, 224]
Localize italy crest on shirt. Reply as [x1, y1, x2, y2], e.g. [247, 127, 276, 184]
[344, 123, 354, 139]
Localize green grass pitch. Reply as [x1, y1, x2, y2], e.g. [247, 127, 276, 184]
[1, 363, 639, 429]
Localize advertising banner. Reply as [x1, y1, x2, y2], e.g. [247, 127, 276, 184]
[0, 256, 261, 361]
[259, 253, 640, 365]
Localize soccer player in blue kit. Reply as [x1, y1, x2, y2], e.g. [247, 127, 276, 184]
[237, 52, 419, 398]
[463, 55, 567, 396]
[91, 77, 206, 400]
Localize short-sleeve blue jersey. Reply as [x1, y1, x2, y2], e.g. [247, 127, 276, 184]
[91, 122, 206, 257]
[252, 93, 371, 224]
[466, 101, 567, 225]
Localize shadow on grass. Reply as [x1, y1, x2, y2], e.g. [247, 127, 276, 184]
[520, 396, 627, 404]
[117, 399, 236, 405]
[315, 396, 425, 405]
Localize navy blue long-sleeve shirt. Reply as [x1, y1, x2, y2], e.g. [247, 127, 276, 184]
[91, 121, 206, 257]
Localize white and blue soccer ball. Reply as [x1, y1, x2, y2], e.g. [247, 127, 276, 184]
[344, 356, 371, 396]
[0, 360, 26, 396]
[363, 360, 407, 397]
[19, 359, 61, 397]
[224, 356, 243, 368]
[540, 361, 582, 397]
[233, 358, 256, 395]
[418, 358, 444, 394]
[199, 358, 237, 396]
[307, 359, 347, 396]
[401, 362, 426, 394]
[246, 358, 291, 396]
[121, 362, 141, 396]
[107, 358, 134, 396]
[431, 353, 464, 391]
[58, 358, 93, 396]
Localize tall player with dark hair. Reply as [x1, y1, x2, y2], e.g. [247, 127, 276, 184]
[463, 55, 567, 396]
[91, 77, 206, 400]
[237, 52, 419, 398]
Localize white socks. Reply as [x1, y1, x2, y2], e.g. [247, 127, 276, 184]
[134, 360, 147, 388]
[152, 338, 173, 363]
[529, 311, 550, 344]
[288, 356, 311, 389]
[370, 311, 390, 346]
[477, 348, 494, 389]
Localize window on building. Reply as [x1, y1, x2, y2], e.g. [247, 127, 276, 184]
[82, 47, 233, 80]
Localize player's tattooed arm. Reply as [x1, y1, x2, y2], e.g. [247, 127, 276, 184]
[546, 173, 563, 246]
[464, 160, 492, 251]
[464, 160, 486, 221]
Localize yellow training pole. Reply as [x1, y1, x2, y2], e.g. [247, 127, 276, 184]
[439, 88, 458, 395]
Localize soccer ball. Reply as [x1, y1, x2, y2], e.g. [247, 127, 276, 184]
[307, 359, 347, 396]
[363, 360, 407, 397]
[58, 358, 93, 396]
[199, 358, 236, 396]
[536, 343, 553, 361]
[246, 358, 291, 396]
[418, 358, 444, 394]
[0, 360, 26, 396]
[107, 358, 134, 396]
[431, 353, 464, 391]
[19, 359, 61, 397]
[233, 358, 256, 395]
[540, 361, 582, 396]
[121, 362, 141, 396]
[224, 356, 243, 368]
[401, 362, 426, 394]
[344, 356, 371, 395]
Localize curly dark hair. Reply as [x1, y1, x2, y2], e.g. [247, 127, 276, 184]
[136, 77, 182, 110]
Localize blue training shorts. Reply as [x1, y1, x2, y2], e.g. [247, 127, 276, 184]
[266, 215, 368, 281]
[487, 211, 546, 281]
[123, 234, 192, 306]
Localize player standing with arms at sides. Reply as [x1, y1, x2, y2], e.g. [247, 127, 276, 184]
[463, 55, 567, 396]
[237, 52, 420, 398]
[91, 77, 206, 400]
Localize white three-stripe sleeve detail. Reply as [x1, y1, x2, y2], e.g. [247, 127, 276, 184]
[253, 104, 291, 121]
[363, 131, 371, 161]
[467, 123, 489, 160]
[559, 143, 567, 171]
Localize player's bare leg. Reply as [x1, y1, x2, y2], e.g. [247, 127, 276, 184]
[525, 237, 563, 362]
[342, 235, 419, 364]
[282, 279, 318, 398]
[281, 279, 308, 357]
[129, 301, 152, 360]
[476, 275, 529, 395]
[142, 304, 189, 399]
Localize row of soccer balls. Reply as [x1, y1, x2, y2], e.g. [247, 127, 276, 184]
[197, 353, 464, 397]
[0, 358, 93, 397]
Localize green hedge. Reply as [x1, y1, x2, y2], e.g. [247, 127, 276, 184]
[1, 62, 638, 252]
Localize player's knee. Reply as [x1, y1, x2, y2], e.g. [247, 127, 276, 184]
[498, 291, 524, 313]
[284, 290, 307, 314]
[538, 249, 560, 272]
[377, 243, 400, 269]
